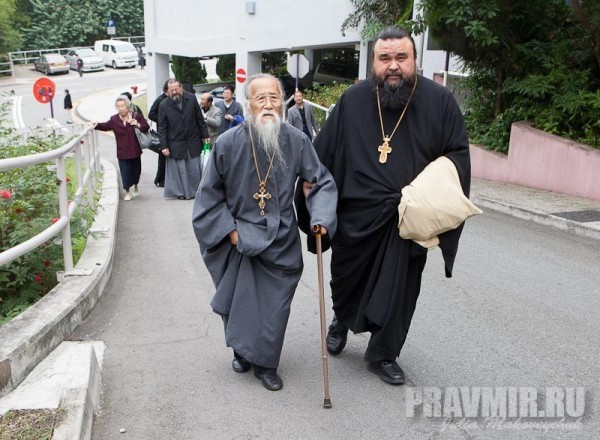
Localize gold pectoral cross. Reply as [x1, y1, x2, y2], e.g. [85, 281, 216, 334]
[253, 184, 272, 216]
[378, 137, 392, 164]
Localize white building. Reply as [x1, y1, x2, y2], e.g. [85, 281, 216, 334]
[143, 0, 460, 104]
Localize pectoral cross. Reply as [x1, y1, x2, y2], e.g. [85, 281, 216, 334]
[378, 137, 392, 164]
[253, 184, 272, 216]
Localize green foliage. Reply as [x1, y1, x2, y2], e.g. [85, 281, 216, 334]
[262, 52, 287, 73]
[341, 0, 414, 40]
[344, 0, 600, 151]
[0, 100, 97, 324]
[0, 0, 22, 53]
[303, 82, 352, 126]
[20, 0, 144, 49]
[171, 56, 207, 85]
[216, 54, 235, 81]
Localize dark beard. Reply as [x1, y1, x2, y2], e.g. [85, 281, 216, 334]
[372, 72, 417, 111]
[171, 94, 182, 103]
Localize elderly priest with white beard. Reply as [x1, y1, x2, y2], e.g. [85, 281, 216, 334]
[192, 74, 338, 391]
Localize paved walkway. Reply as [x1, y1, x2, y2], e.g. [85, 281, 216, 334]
[1, 85, 599, 439]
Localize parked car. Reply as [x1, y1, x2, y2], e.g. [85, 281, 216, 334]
[280, 60, 358, 96]
[209, 84, 234, 99]
[65, 48, 104, 72]
[94, 40, 138, 69]
[312, 61, 358, 86]
[33, 53, 70, 75]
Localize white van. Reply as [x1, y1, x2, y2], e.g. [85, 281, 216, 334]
[94, 40, 138, 69]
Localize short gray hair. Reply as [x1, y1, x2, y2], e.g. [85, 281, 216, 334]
[116, 95, 131, 107]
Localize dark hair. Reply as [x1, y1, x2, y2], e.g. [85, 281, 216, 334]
[162, 79, 169, 93]
[206, 94, 213, 104]
[122, 91, 132, 100]
[373, 26, 417, 61]
[224, 85, 235, 93]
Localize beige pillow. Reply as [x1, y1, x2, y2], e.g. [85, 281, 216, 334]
[398, 156, 482, 247]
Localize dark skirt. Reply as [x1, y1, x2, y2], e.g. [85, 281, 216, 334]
[118, 158, 142, 191]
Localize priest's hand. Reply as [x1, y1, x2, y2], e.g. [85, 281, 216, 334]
[162, 148, 170, 157]
[312, 225, 328, 236]
[302, 181, 314, 198]
[229, 230, 239, 246]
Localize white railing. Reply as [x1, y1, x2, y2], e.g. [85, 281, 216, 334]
[284, 96, 335, 121]
[0, 61, 14, 77]
[0, 125, 101, 273]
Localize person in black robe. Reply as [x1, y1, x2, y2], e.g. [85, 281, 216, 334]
[297, 26, 472, 385]
[64, 89, 73, 124]
[148, 80, 169, 187]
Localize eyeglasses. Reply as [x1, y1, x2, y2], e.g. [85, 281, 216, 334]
[251, 94, 282, 105]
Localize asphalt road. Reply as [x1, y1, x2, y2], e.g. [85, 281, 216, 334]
[69, 130, 600, 440]
[0, 65, 148, 129]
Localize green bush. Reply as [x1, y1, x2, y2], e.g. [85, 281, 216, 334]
[0, 101, 96, 325]
[171, 56, 207, 86]
[216, 54, 235, 81]
[303, 82, 352, 126]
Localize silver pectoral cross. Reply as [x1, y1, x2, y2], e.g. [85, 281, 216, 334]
[378, 137, 392, 164]
[253, 184, 272, 216]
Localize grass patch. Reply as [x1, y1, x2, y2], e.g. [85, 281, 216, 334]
[0, 408, 65, 440]
[133, 95, 148, 117]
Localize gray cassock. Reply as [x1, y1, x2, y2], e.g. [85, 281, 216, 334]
[192, 123, 337, 368]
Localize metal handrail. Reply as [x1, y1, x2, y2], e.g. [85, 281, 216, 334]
[0, 125, 101, 272]
[284, 97, 335, 121]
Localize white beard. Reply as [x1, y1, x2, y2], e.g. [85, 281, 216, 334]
[252, 111, 286, 169]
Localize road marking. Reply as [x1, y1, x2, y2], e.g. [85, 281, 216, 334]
[12, 95, 25, 129]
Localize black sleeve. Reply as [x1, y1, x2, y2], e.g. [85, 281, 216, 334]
[148, 96, 161, 123]
[194, 98, 210, 139]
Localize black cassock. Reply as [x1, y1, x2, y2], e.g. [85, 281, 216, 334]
[298, 76, 471, 362]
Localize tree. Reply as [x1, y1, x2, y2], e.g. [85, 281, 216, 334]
[171, 56, 207, 88]
[0, 0, 22, 54]
[21, 0, 144, 49]
[216, 54, 235, 81]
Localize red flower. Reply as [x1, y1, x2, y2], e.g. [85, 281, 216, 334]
[35, 274, 42, 283]
[44, 260, 51, 267]
[0, 190, 10, 199]
[66, 177, 71, 183]
[51, 217, 59, 224]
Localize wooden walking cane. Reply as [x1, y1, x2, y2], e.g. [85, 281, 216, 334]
[313, 225, 332, 408]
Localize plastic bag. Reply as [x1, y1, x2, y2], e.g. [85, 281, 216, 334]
[201, 142, 211, 171]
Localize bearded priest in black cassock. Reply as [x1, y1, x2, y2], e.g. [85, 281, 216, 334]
[297, 26, 472, 385]
[192, 74, 337, 391]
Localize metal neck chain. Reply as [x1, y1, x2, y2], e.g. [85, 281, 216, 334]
[248, 126, 276, 215]
[375, 75, 418, 145]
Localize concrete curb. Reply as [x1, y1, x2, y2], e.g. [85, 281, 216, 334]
[473, 194, 600, 241]
[52, 342, 104, 440]
[0, 159, 119, 398]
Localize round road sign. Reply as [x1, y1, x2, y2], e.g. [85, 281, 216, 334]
[236, 68, 247, 83]
[33, 78, 56, 104]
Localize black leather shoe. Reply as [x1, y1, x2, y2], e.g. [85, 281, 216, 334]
[367, 360, 405, 385]
[326, 317, 348, 355]
[254, 366, 283, 391]
[232, 356, 251, 373]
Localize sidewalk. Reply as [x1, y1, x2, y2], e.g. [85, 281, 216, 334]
[1, 86, 599, 439]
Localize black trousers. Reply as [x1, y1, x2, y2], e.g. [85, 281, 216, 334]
[118, 158, 141, 191]
[154, 153, 166, 186]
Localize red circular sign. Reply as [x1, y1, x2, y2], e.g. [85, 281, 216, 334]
[236, 68, 247, 83]
[33, 78, 56, 104]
